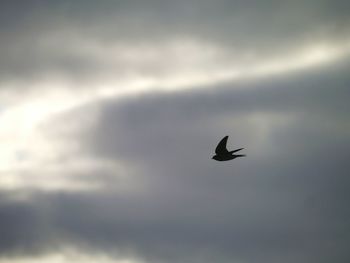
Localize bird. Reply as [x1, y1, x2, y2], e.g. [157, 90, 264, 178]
[212, 136, 246, 161]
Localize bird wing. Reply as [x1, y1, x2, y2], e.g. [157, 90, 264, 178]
[230, 148, 244, 154]
[215, 136, 229, 155]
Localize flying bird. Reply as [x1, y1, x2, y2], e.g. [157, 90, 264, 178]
[212, 136, 246, 161]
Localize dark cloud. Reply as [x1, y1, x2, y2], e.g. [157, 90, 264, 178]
[69, 56, 350, 263]
[0, 195, 53, 255]
[1, 1, 350, 263]
[3, 0, 350, 41]
[88, 56, 350, 166]
[1, 0, 350, 84]
[1, 56, 349, 263]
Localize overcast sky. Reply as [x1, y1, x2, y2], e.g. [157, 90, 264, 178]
[1, 1, 350, 263]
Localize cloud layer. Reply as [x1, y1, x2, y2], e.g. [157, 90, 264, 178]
[1, 1, 350, 263]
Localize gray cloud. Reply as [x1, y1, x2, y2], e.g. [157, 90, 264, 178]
[67, 56, 350, 263]
[1, 0, 350, 84]
[1, 1, 350, 263]
[1, 55, 349, 263]
[88, 57, 350, 165]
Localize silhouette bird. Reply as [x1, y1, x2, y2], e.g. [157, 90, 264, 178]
[212, 136, 246, 161]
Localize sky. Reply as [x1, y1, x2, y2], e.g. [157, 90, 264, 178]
[0, 0, 350, 262]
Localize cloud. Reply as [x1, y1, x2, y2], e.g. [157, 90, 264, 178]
[0, 245, 141, 263]
[1, 54, 349, 262]
[1, 1, 350, 263]
[1, 0, 350, 87]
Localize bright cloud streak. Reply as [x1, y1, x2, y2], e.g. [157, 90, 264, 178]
[0, 250, 142, 263]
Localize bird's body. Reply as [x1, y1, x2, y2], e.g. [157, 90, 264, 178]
[212, 136, 245, 161]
